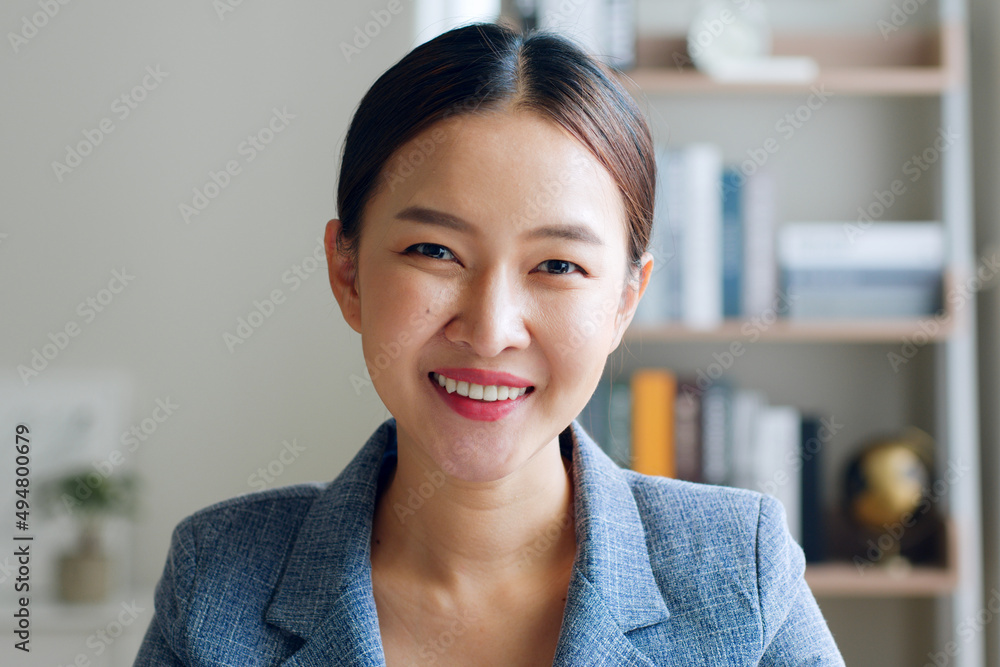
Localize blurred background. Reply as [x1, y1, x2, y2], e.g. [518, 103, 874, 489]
[1, 0, 998, 665]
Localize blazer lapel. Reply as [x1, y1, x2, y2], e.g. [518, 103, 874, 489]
[552, 422, 672, 666]
[266, 419, 397, 667]
[263, 418, 670, 667]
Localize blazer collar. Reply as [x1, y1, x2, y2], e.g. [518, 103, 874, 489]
[266, 418, 670, 666]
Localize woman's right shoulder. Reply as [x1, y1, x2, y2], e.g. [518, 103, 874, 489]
[168, 482, 329, 559]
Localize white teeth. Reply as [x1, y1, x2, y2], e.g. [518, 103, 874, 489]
[432, 373, 529, 402]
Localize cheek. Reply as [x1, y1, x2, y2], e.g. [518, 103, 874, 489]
[537, 288, 621, 372]
[361, 267, 454, 347]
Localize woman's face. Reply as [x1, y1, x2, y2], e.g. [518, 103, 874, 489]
[328, 110, 651, 482]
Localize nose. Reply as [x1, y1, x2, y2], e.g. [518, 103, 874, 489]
[443, 267, 531, 357]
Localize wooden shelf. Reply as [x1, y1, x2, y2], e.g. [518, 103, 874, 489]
[624, 316, 954, 344]
[806, 519, 959, 598]
[618, 24, 964, 96]
[805, 562, 958, 598]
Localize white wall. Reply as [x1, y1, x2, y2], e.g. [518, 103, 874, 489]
[0, 0, 416, 589]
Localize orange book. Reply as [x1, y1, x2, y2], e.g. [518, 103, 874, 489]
[630, 369, 676, 477]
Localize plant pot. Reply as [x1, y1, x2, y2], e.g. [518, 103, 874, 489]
[58, 550, 109, 603]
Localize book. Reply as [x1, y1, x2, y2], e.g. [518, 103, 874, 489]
[721, 168, 744, 318]
[681, 144, 724, 329]
[630, 369, 676, 477]
[633, 144, 676, 325]
[753, 404, 803, 544]
[606, 380, 632, 469]
[742, 170, 778, 318]
[673, 383, 701, 482]
[699, 382, 732, 486]
[778, 221, 946, 319]
[729, 388, 765, 490]
[800, 416, 827, 562]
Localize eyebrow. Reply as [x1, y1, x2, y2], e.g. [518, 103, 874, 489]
[394, 206, 605, 246]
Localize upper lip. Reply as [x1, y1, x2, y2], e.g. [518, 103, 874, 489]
[431, 368, 534, 388]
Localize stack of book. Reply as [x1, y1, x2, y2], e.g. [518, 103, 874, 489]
[778, 221, 946, 319]
[633, 143, 780, 329]
[634, 143, 949, 328]
[576, 369, 830, 562]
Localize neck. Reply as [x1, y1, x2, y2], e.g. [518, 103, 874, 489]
[371, 432, 576, 589]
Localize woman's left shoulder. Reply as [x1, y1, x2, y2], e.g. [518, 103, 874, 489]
[620, 471, 801, 571]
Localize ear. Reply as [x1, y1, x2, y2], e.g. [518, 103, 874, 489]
[325, 219, 362, 333]
[609, 251, 653, 353]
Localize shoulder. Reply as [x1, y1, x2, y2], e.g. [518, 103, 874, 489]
[145, 483, 330, 662]
[622, 470, 789, 554]
[164, 482, 328, 582]
[620, 471, 806, 632]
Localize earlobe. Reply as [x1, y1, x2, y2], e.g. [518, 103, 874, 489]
[609, 252, 654, 354]
[325, 219, 362, 333]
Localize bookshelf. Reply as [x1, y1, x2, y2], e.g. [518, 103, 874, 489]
[621, 25, 963, 96]
[611, 1, 983, 665]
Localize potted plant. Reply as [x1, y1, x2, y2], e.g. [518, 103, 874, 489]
[40, 470, 139, 603]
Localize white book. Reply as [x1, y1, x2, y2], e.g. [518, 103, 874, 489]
[753, 405, 802, 545]
[633, 144, 675, 325]
[730, 388, 765, 490]
[681, 144, 724, 329]
[779, 222, 947, 270]
[743, 170, 777, 318]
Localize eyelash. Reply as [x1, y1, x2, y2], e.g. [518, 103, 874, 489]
[403, 243, 587, 276]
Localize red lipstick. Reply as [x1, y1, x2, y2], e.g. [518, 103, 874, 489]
[428, 369, 534, 422]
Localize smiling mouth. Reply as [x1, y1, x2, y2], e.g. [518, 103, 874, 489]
[429, 372, 534, 402]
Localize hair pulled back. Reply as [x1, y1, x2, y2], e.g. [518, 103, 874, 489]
[336, 21, 655, 277]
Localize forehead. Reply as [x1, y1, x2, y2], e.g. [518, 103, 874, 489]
[370, 110, 627, 244]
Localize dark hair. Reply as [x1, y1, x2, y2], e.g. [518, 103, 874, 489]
[336, 21, 655, 280]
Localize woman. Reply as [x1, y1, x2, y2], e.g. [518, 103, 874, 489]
[135, 21, 844, 666]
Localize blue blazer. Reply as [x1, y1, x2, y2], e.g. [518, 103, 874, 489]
[135, 418, 844, 666]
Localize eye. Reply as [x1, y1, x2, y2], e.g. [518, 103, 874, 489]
[404, 243, 455, 261]
[534, 259, 586, 276]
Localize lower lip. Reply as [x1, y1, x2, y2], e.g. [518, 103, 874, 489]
[430, 375, 531, 422]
